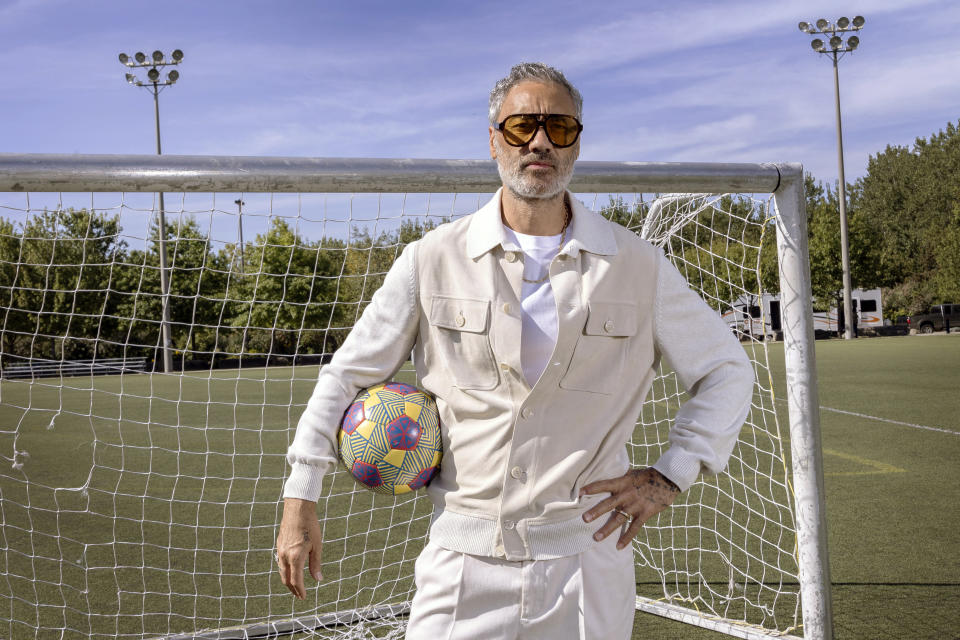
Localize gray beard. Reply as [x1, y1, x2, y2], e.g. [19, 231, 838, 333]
[494, 142, 575, 201]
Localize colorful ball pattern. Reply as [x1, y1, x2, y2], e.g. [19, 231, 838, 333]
[338, 382, 442, 495]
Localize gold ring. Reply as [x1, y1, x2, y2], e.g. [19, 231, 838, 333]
[614, 508, 632, 521]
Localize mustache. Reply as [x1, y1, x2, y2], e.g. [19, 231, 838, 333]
[520, 152, 554, 167]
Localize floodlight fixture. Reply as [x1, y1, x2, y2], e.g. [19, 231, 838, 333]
[837, 16, 850, 29]
[125, 73, 137, 84]
[811, 38, 825, 52]
[171, 49, 183, 62]
[829, 35, 843, 50]
[167, 70, 179, 83]
[847, 36, 859, 50]
[816, 18, 829, 30]
[135, 51, 146, 63]
[147, 67, 160, 82]
[798, 21, 810, 32]
[119, 53, 129, 65]
[152, 50, 164, 63]
[852, 15, 865, 28]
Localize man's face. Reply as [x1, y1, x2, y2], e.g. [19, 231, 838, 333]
[489, 80, 580, 200]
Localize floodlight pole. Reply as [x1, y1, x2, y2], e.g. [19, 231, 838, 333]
[830, 53, 855, 340]
[151, 81, 175, 374]
[118, 49, 183, 372]
[234, 199, 246, 271]
[798, 18, 864, 340]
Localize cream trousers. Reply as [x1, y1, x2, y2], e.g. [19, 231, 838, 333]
[405, 535, 636, 640]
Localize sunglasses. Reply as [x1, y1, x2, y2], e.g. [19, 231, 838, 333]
[496, 114, 583, 148]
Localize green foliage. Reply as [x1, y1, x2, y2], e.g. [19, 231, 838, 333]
[0, 208, 125, 360]
[856, 119, 960, 317]
[0, 207, 444, 367]
[599, 194, 777, 310]
[228, 217, 349, 357]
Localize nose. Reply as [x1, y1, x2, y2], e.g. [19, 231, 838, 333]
[526, 123, 555, 152]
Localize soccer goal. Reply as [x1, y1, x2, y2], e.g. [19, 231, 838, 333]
[0, 154, 831, 640]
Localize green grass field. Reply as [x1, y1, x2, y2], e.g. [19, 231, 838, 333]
[1, 334, 958, 639]
[636, 334, 960, 639]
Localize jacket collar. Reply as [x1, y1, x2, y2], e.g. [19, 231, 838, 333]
[465, 188, 618, 260]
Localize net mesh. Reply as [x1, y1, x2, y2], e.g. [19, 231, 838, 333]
[0, 189, 798, 639]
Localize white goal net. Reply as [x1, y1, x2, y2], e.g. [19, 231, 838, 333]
[0, 156, 829, 640]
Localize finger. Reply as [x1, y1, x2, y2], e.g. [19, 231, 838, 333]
[308, 542, 323, 583]
[582, 493, 620, 523]
[276, 549, 289, 587]
[279, 549, 306, 599]
[616, 515, 646, 550]
[592, 512, 629, 542]
[289, 560, 305, 600]
[579, 477, 618, 497]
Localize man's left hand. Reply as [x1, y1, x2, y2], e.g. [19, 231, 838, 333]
[580, 467, 681, 550]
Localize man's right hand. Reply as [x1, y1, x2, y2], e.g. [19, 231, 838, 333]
[276, 497, 323, 599]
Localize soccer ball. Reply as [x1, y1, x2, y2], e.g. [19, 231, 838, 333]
[338, 382, 442, 495]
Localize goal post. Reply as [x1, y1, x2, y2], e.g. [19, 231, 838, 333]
[0, 153, 831, 639]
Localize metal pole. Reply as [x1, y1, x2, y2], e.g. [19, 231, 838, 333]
[235, 199, 245, 271]
[774, 168, 834, 640]
[153, 83, 174, 373]
[832, 52, 855, 340]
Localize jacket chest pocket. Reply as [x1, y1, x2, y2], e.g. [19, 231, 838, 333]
[560, 302, 637, 395]
[429, 295, 498, 390]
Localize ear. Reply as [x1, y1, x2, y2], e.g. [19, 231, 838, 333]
[489, 126, 497, 159]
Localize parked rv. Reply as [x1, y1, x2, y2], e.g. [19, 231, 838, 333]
[724, 289, 883, 340]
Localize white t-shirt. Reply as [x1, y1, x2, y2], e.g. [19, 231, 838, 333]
[502, 226, 563, 387]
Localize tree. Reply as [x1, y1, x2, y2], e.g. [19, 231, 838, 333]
[804, 175, 883, 316]
[857, 120, 960, 317]
[229, 218, 345, 358]
[600, 194, 777, 311]
[4, 208, 125, 360]
[112, 217, 226, 366]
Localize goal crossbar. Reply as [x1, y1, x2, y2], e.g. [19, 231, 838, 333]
[0, 153, 782, 194]
[0, 153, 831, 640]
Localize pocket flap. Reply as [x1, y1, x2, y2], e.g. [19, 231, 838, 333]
[430, 295, 490, 333]
[584, 302, 637, 337]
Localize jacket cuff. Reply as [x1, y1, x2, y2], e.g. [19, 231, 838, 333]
[651, 448, 702, 493]
[282, 462, 326, 502]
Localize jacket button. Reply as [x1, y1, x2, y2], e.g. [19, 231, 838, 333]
[455, 312, 466, 327]
[521, 407, 534, 419]
[510, 466, 524, 479]
[603, 319, 615, 333]
[505, 251, 519, 263]
[494, 544, 505, 557]
[503, 520, 515, 530]
[502, 303, 512, 314]
[500, 362, 511, 371]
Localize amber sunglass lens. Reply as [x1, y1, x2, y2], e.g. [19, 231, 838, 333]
[545, 116, 579, 147]
[503, 116, 538, 146]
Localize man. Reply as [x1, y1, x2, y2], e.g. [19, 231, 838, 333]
[276, 62, 753, 639]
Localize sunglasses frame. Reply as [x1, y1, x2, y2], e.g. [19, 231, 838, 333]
[496, 113, 583, 148]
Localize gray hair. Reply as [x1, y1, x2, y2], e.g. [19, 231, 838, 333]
[488, 62, 583, 125]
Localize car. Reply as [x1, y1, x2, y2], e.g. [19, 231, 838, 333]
[907, 303, 959, 334]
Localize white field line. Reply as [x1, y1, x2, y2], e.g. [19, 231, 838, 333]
[775, 398, 959, 436]
[818, 405, 959, 436]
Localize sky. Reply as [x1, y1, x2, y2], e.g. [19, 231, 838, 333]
[2, 0, 959, 187]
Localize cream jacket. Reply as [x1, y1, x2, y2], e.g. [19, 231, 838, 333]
[284, 190, 754, 561]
